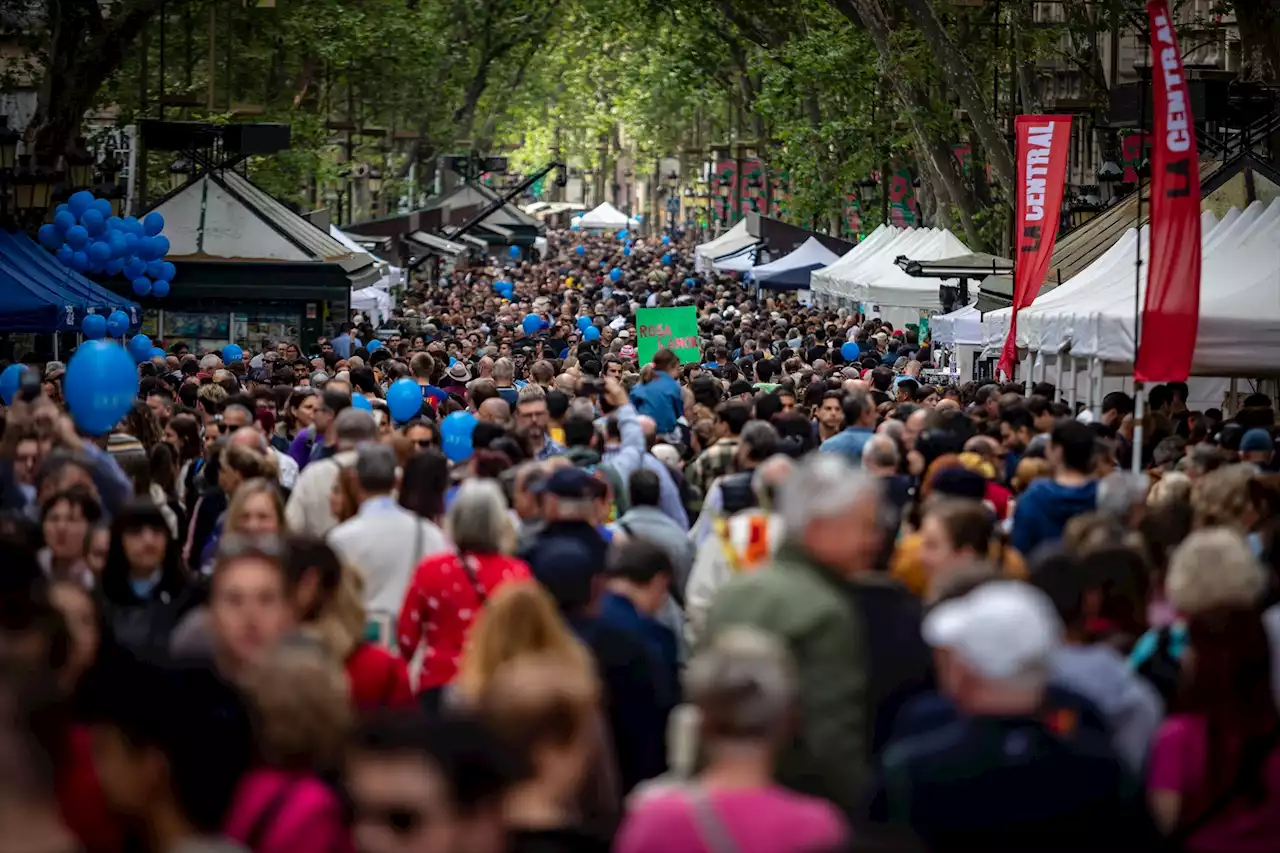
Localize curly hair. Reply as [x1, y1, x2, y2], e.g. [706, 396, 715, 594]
[1191, 463, 1256, 530]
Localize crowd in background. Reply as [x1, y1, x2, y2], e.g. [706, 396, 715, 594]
[0, 228, 1279, 853]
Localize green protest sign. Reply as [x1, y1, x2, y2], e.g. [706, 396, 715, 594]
[635, 306, 701, 365]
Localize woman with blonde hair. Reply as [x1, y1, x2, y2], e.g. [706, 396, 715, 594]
[397, 479, 531, 708]
[1191, 463, 1257, 530]
[224, 639, 354, 853]
[226, 478, 285, 537]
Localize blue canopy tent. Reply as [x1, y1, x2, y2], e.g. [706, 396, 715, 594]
[750, 237, 843, 291]
[0, 231, 140, 332]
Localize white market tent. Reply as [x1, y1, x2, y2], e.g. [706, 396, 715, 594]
[811, 226, 971, 310]
[694, 220, 759, 271]
[575, 201, 640, 230]
[330, 225, 395, 326]
[982, 199, 1280, 398]
[750, 237, 842, 290]
[712, 242, 757, 273]
[932, 303, 982, 346]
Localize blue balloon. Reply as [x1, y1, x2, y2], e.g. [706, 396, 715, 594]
[623, 247, 631, 257]
[575, 245, 585, 256]
[127, 334, 152, 363]
[123, 257, 147, 280]
[80, 208, 105, 236]
[351, 394, 373, 412]
[440, 411, 478, 463]
[583, 326, 600, 342]
[661, 253, 672, 264]
[618, 229, 628, 240]
[105, 215, 123, 232]
[37, 224, 61, 250]
[610, 267, 622, 282]
[106, 310, 130, 338]
[70, 251, 89, 272]
[63, 341, 139, 435]
[134, 237, 157, 261]
[67, 191, 94, 218]
[151, 279, 170, 298]
[65, 225, 89, 250]
[53, 210, 76, 234]
[841, 341, 860, 361]
[522, 313, 541, 335]
[508, 245, 520, 259]
[131, 277, 152, 297]
[571, 224, 581, 231]
[366, 339, 382, 351]
[145, 260, 164, 280]
[55, 245, 74, 267]
[93, 198, 112, 218]
[158, 261, 176, 282]
[684, 277, 696, 286]
[143, 212, 165, 236]
[55, 204, 68, 217]
[661, 235, 670, 245]
[122, 233, 140, 256]
[222, 344, 243, 365]
[386, 378, 423, 423]
[577, 316, 592, 332]
[105, 258, 124, 276]
[106, 232, 127, 259]
[151, 347, 166, 359]
[88, 240, 112, 264]
[152, 235, 170, 257]
[449, 357, 457, 367]
[81, 313, 107, 340]
[0, 364, 25, 405]
[121, 216, 142, 235]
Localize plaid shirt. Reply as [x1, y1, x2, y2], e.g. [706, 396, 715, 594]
[686, 437, 740, 495]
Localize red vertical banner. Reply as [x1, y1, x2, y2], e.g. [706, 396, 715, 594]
[997, 115, 1073, 381]
[1135, 0, 1202, 383]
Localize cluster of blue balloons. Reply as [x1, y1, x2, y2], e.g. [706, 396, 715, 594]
[63, 341, 139, 435]
[37, 192, 174, 298]
[841, 341, 861, 361]
[80, 308, 133, 341]
[492, 280, 514, 300]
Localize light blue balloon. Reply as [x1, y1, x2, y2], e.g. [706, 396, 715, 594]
[366, 339, 382, 351]
[440, 411, 477, 463]
[661, 234, 670, 245]
[522, 313, 541, 335]
[841, 341, 860, 361]
[64, 341, 139, 435]
[143, 212, 165, 236]
[610, 268, 622, 282]
[386, 377, 423, 423]
[583, 326, 600, 342]
[577, 316, 592, 332]
[151, 279, 170, 298]
[508, 245, 520, 259]
[106, 310, 130, 338]
[617, 229, 628, 240]
[0, 364, 24, 405]
[571, 224, 581, 231]
[351, 394, 373, 412]
[623, 247, 631, 257]
[151, 347, 166, 359]
[222, 344, 243, 364]
[81, 313, 107, 340]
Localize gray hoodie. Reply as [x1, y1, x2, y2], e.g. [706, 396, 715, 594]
[1050, 644, 1163, 774]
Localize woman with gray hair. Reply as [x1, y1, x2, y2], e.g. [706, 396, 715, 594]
[396, 478, 532, 709]
[616, 627, 848, 853]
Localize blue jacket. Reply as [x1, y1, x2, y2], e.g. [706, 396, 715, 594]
[598, 591, 680, 703]
[629, 372, 683, 434]
[820, 426, 876, 466]
[1011, 478, 1098, 556]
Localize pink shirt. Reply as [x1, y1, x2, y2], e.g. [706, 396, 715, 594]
[225, 768, 352, 853]
[1148, 714, 1280, 852]
[614, 785, 847, 853]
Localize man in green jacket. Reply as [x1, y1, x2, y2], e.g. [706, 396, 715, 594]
[704, 452, 883, 815]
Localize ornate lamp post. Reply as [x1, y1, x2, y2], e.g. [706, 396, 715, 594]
[63, 137, 94, 191]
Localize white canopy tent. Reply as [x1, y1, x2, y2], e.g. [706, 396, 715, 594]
[712, 242, 757, 273]
[694, 220, 758, 271]
[330, 225, 401, 293]
[932, 303, 982, 346]
[574, 202, 640, 230]
[329, 224, 397, 326]
[749, 237, 842, 289]
[811, 227, 970, 308]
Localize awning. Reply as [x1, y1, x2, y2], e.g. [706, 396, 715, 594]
[898, 252, 1012, 279]
[0, 230, 141, 332]
[406, 230, 468, 257]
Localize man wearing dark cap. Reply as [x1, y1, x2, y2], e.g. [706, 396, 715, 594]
[1240, 428, 1275, 469]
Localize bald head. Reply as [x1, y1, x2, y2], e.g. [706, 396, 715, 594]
[862, 435, 900, 476]
[230, 426, 270, 454]
[935, 398, 960, 412]
[843, 379, 870, 395]
[478, 397, 511, 426]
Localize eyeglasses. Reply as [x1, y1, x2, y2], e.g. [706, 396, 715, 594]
[414, 439, 435, 449]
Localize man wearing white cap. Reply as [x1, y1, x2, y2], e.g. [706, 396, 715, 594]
[867, 581, 1157, 850]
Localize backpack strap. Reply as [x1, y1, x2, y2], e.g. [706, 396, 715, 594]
[684, 787, 740, 853]
[244, 779, 300, 851]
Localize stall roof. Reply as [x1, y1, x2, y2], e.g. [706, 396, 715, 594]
[405, 230, 468, 257]
[898, 252, 1012, 279]
[0, 230, 140, 332]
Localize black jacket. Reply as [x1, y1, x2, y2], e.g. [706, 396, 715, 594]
[99, 569, 205, 660]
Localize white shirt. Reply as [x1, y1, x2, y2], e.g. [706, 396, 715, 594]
[327, 496, 449, 618]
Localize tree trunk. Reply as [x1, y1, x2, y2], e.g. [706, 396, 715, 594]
[1234, 0, 1280, 83]
[896, 0, 1015, 194]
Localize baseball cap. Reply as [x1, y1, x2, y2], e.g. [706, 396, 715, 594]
[728, 379, 754, 397]
[1240, 428, 1273, 454]
[923, 581, 1062, 680]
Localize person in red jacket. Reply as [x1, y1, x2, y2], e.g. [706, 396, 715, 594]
[282, 536, 414, 711]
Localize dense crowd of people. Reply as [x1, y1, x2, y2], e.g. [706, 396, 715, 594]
[1, 227, 1279, 853]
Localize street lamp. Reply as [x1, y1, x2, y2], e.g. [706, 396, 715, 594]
[0, 117, 18, 172]
[367, 167, 383, 196]
[168, 157, 193, 191]
[12, 156, 57, 217]
[63, 137, 94, 190]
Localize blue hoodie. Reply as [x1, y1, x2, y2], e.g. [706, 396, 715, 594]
[629, 372, 683, 434]
[1012, 478, 1098, 556]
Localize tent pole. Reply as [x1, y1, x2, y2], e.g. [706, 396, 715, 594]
[1025, 352, 1035, 395]
[1229, 377, 1238, 417]
[1054, 352, 1064, 400]
[52, 334, 59, 361]
[1066, 355, 1077, 411]
[1132, 383, 1145, 474]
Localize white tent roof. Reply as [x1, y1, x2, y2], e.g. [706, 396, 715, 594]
[330, 225, 400, 293]
[695, 220, 758, 271]
[811, 226, 971, 309]
[750, 237, 842, 283]
[713, 242, 757, 273]
[984, 200, 1280, 376]
[577, 202, 639, 229]
[932, 303, 982, 346]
